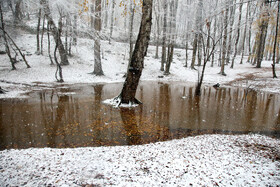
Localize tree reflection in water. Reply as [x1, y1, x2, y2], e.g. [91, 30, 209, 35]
[0, 82, 279, 150]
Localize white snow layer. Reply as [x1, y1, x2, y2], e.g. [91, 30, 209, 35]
[0, 134, 279, 186]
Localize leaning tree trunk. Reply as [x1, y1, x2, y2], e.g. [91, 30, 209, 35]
[41, 0, 69, 66]
[117, 0, 153, 105]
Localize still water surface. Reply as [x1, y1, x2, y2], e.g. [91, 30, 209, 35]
[0, 82, 279, 150]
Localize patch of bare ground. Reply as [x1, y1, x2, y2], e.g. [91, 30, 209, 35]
[235, 140, 280, 162]
[225, 67, 279, 92]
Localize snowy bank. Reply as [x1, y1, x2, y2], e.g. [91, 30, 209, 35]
[0, 134, 279, 186]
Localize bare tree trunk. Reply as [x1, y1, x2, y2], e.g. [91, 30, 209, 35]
[0, 4, 16, 70]
[184, 33, 189, 67]
[164, 0, 178, 75]
[129, 0, 135, 62]
[155, 0, 160, 59]
[256, 0, 269, 68]
[117, 0, 153, 105]
[220, 0, 229, 76]
[240, 1, 250, 64]
[47, 21, 54, 65]
[109, 1, 115, 44]
[54, 16, 64, 82]
[73, 14, 77, 46]
[211, 14, 217, 67]
[36, 8, 41, 55]
[92, 0, 104, 76]
[14, 0, 22, 23]
[40, 14, 45, 55]
[272, 1, 279, 78]
[161, 0, 167, 71]
[231, 0, 243, 68]
[41, 0, 69, 66]
[191, 34, 198, 69]
[226, 0, 236, 65]
[191, 0, 203, 69]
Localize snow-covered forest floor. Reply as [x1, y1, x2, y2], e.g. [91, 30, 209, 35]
[1, 134, 280, 186]
[0, 29, 280, 186]
[0, 28, 280, 98]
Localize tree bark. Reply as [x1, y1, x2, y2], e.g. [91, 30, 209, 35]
[129, 0, 135, 62]
[36, 8, 41, 55]
[92, 0, 104, 76]
[272, 1, 279, 78]
[256, 0, 269, 68]
[117, 0, 153, 105]
[231, 0, 243, 68]
[220, 0, 229, 76]
[109, 1, 115, 44]
[161, 0, 167, 71]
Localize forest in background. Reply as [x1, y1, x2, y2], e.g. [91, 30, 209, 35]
[0, 0, 279, 82]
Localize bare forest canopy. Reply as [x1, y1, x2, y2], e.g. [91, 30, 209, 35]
[0, 0, 279, 80]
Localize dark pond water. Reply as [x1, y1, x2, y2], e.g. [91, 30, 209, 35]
[0, 82, 279, 150]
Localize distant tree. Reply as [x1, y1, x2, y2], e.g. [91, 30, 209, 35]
[40, 0, 69, 66]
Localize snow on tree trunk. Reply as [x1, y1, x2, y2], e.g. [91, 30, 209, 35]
[117, 0, 153, 105]
[93, 0, 104, 76]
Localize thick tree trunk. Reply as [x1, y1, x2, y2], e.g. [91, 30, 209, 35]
[93, 0, 104, 76]
[256, 1, 269, 68]
[41, 0, 69, 65]
[117, 0, 153, 105]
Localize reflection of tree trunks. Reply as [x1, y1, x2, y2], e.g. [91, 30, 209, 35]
[47, 95, 68, 148]
[262, 94, 272, 124]
[120, 108, 141, 145]
[244, 91, 258, 131]
[93, 85, 103, 144]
